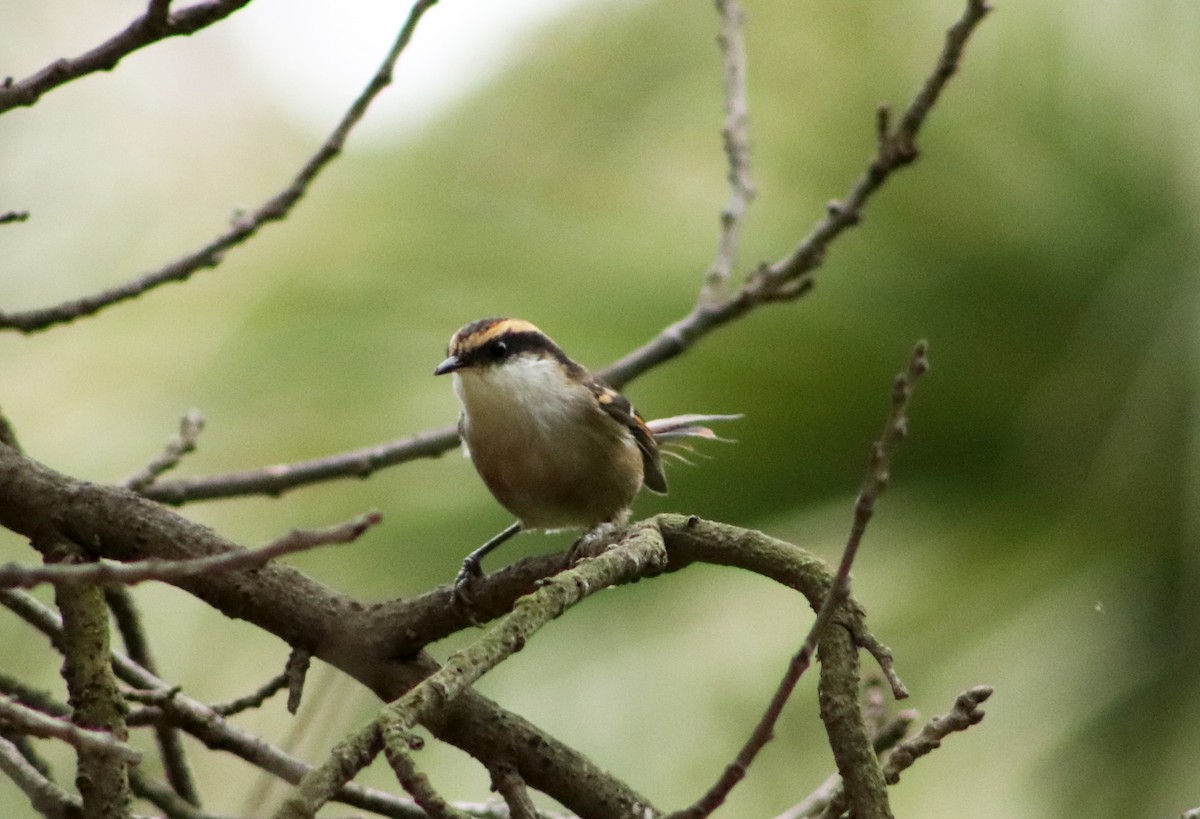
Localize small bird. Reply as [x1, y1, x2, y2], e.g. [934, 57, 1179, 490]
[435, 317, 733, 589]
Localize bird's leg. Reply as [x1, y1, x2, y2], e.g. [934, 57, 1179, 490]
[453, 521, 522, 601]
[565, 519, 626, 566]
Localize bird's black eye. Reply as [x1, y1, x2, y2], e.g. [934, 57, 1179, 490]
[488, 339, 509, 361]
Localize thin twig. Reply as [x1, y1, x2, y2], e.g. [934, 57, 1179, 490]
[489, 763, 540, 819]
[0, 0, 442, 333]
[124, 409, 205, 491]
[108, 580, 202, 805]
[698, 0, 755, 306]
[384, 741, 471, 819]
[0, 695, 140, 764]
[128, 766, 215, 819]
[0, 735, 82, 819]
[284, 648, 312, 716]
[0, 210, 30, 225]
[214, 672, 289, 717]
[816, 686, 993, 819]
[0, 673, 69, 718]
[0, 408, 22, 452]
[139, 424, 458, 505]
[0, 1, 251, 116]
[880, 685, 992, 786]
[774, 710, 916, 819]
[146, 0, 174, 29]
[669, 342, 928, 819]
[0, 511, 381, 588]
[602, 0, 991, 389]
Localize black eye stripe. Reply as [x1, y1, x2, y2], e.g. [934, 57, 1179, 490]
[461, 331, 583, 374]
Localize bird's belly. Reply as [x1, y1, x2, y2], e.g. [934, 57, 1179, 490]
[466, 422, 642, 530]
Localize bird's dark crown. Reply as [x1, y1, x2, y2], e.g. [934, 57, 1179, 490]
[446, 317, 582, 373]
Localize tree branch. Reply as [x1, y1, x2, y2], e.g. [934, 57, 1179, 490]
[106, 585, 202, 806]
[124, 409, 205, 492]
[668, 342, 925, 818]
[880, 685, 993, 786]
[0, 695, 140, 764]
[601, 0, 990, 389]
[383, 740, 471, 819]
[0, 735, 82, 819]
[816, 686, 993, 819]
[140, 424, 459, 505]
[0, 1, 253, 116]
[42, 538, 133, 817]
[697, 0, 755, 307]
[0, 0, 441, 334]
[0, 511, 381, 588]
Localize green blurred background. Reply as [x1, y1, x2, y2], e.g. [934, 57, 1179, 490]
[3, 0, 1198, 816]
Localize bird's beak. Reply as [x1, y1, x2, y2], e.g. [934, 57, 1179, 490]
[434, 355, 464, 376]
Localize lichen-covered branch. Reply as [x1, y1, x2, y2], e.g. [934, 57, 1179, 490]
[42, 539, 132, 818]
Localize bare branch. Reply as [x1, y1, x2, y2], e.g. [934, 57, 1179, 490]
[0, 735, 81, 819]
[0, 673, 68, 719]
[807, 340, 929, 675]
[880, 685, 992, 786]
[42, 538, 133, 816]
[667, 343, 925, 818]
[127, 766, 213, 819]
[0, 695, 140, 764]
[0, 0, 442, 334]
[488, 763, 540, 819]
[816, 686, 994, 819]
[146, 0, 173, 29]
[775, 709, 917, 819]
[602, 0, 990, 389]
[284, 648, 312, 716]
[106, 585, 202, 806]
[140, 424, 458, 505]
[698, 0, 756, 306]
[213, 672, 288, 718]
[124, 409, 205, 491]
[0, 1, 252, 116]
[0, 408, 22, 452]
[384, 741, 471, 819]
[0, 511, 381, 589]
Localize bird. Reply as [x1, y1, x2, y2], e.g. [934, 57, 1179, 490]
[434, 317, 735, 591]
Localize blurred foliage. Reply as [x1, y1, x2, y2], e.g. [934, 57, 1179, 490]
[2, 0, 1199, 816]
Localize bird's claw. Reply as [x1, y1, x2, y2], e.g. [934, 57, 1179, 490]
[451, 557, 485, 610]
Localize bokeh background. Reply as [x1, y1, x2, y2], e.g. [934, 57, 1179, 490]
[3, 0, 1199, 816]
